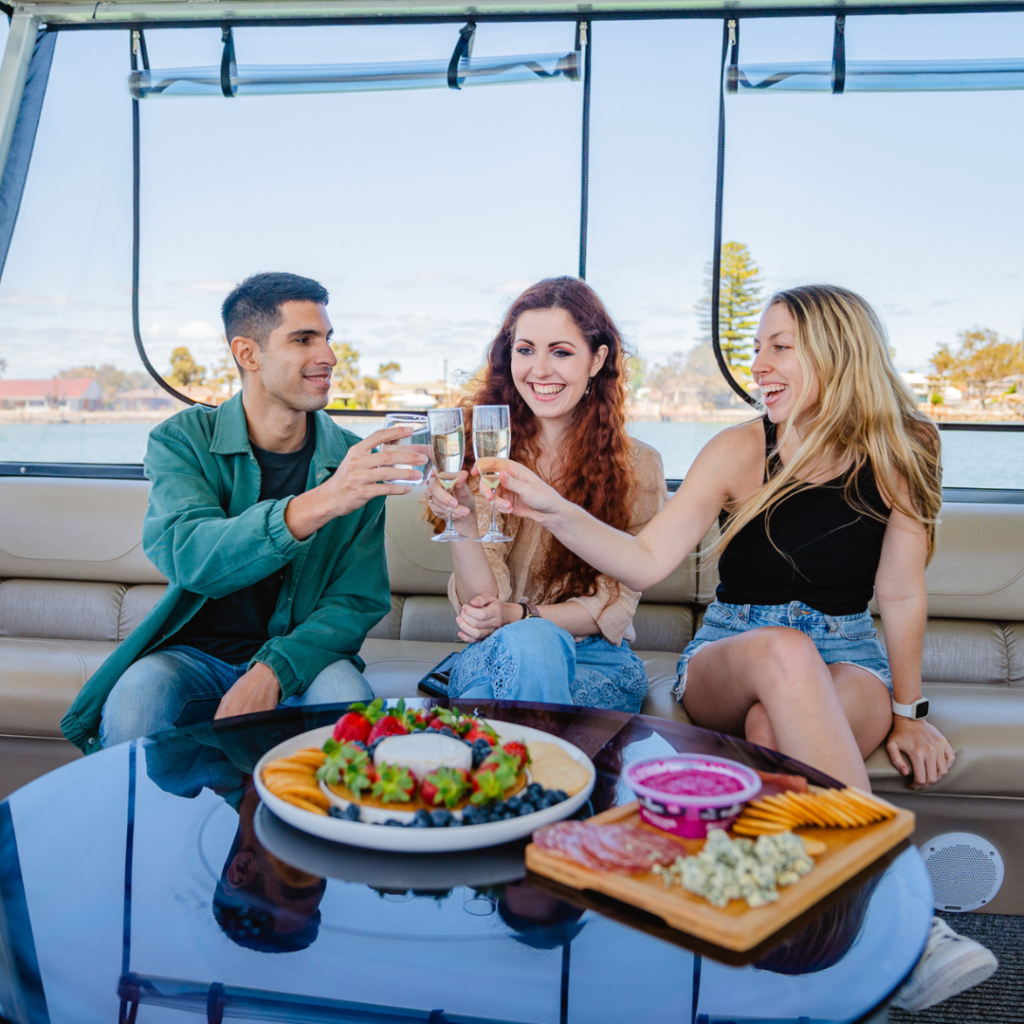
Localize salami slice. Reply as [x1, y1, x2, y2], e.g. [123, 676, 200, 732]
[534, 821, 685, 874]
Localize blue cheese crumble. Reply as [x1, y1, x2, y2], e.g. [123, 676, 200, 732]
[652, 829, 814, 909]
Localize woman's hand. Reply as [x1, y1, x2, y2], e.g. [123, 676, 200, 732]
[427, 470, 478, 538]
[456, 594, 517, 643]
[885, 717, 955, 789]
[489, 461, 567, 524]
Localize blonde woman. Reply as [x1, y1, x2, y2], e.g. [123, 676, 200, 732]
[493, 285, 950, 793]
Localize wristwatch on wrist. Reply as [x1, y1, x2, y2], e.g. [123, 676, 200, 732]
[892, 696, 930, 720]
[518, 599, 541, 620]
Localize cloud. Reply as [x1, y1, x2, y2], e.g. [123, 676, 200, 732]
[176, 321, 222, 341]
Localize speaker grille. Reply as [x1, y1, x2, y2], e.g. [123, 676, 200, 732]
[922, 833, 1005, 912]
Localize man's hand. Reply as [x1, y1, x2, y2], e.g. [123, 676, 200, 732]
[215, 662, 282, 720]
[285, 426, 427, 540]
[885, 716, 955, 790]
[456, 594, 518, 643]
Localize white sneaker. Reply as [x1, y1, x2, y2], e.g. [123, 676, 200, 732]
[891, 916, 998, 1012]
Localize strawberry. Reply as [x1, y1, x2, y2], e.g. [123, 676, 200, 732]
[420, 767, 470, 809]
[371, 763, 416, 804]
[465, 720, 498, 746]
[501, 741, 531, 772]
[367, 714, 410, 744]
[430, 707, 473, 736]
[479, 746, 521, 777]
[470, 761, 517, 805]
[347, 697, 386, 724]
[316, 742, 376, 798]
[332, 711, 372, 744]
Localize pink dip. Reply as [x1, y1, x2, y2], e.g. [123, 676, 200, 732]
[643, 769, 745, 797]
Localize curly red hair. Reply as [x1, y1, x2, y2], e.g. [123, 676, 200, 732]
[462, 277, 637, 606]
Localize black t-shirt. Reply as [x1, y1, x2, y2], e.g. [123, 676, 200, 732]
[165, 415, 317, 664]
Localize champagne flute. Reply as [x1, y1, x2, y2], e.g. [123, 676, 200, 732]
[428, 407, 466, 543]
[472, 404, 513, 543]
[382, 413, 431, 486]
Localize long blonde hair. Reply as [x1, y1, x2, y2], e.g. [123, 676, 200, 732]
[717, 284, 942, 562]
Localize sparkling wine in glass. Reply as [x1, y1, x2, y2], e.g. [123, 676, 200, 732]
[428, 407, 466, 543]
[472, 405, 513, 543]
[382, 413, 431, 486]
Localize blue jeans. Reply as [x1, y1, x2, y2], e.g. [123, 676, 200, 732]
[447, 618, 649, 712]
[99, 645, 374, 748]
[674, 600, 892, 701]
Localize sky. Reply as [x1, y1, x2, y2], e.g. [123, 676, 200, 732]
[0, 11, 1022, 387]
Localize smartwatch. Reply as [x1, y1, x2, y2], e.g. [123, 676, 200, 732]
[518, 599, 541, 620]
[892, 697, 930, 721]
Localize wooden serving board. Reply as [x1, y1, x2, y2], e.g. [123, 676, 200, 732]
[524, 800, 914, 952]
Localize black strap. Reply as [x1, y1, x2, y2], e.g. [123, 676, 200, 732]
[832, 15, 847, 94]
[577, 19, 592, 280]
[220, 25, 236, 98]
[711, 20, 756, 407]
[130, 31, 207, 408]
[447, 22, 476, 90]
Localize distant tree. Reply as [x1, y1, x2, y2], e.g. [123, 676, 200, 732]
[59, 364, 151, 406]
[330, 340, 362, 392]
[930, 329, 1024, 408]
[166, 347, 206, 387]
[648, 343, 739, 412]
[212, 351, 240, 396]
[0, 355, 6, 378]
[696, 241, 764, 377]
[625, 354, 647, 396]
[377, 361, 401, 382]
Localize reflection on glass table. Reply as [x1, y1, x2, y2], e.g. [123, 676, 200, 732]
[0, 702, 932, 1024]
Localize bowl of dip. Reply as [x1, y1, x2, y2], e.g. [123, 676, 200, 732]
[625, 755, 762, 839]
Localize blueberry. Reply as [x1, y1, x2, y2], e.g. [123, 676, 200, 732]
[517, 803, 535, 816]
[413, 810, 434, 828]
[384, 819, 403, 827]
[449, 816, 463, 826]
[491, 801, 507, 815]
[548, 790, 568, 804]
[473, 737, 491, 750]
[439, 726, 455, 738]
[430, 809, 455, 828]
[471, 749, 490, 770]
[500, 810, 517, 820]
[505, 796, 522, 812]
[350, 740, 368, 752]
[328, 806, 344, 819]
[461, 808, 481, 825]
[526, 783, 544, 800]
[537, 793, 558, 809]
[343, 803, 362, 821]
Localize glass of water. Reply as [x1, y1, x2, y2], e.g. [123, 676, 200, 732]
[427, 407, 466, 543]
[382, 413, 431, 486]
[472, 405, 513, 543]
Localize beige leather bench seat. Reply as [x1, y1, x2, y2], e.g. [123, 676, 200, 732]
[1, 478, 1024, 911]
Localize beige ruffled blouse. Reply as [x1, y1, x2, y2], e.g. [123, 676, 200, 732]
[447, 439, 668, 646]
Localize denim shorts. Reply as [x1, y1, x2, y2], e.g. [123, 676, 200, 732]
[673, 600, 892, 702]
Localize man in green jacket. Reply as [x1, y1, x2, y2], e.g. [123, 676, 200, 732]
[61, 273, 425, 753]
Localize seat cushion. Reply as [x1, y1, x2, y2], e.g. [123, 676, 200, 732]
[359, 639, 466, 699]
[867, 684, 1024, 797]
[0, 637, 117, 737]
[0, 580, 127, 642]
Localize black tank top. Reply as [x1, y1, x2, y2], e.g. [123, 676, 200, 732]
[715, 419, 891, 616]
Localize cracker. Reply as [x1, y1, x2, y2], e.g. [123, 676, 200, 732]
[279, 794, 328, 815]
[799, 836, 827, 857]
[529, 755, 590, 796]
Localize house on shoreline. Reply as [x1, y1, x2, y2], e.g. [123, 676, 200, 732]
[0, 378, 104, 411]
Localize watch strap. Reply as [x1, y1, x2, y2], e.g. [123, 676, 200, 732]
[892, 697, 929, 720]
[518, 599, 540, 619]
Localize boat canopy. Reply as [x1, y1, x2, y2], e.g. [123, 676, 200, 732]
[11, 0, 1024, 27]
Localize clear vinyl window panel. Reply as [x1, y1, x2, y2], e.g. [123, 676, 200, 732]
[718, 13, 1024, 489]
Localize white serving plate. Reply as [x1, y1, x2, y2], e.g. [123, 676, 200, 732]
[253, 719, 596, 853]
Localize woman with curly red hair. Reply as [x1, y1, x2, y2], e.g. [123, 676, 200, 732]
[426, 277, 666, 710]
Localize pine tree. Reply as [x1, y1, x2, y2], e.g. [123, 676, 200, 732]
[696, 241, 764, 375]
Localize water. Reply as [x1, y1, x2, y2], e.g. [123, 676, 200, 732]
[1, 418, 1022, 490]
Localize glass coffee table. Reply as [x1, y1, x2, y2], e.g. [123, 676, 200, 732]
[0, 701, 932, 1024]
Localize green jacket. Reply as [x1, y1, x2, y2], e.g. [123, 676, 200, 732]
[60, 393, 391, 754]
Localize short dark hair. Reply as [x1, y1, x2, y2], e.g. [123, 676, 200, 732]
[222, 272, 329, 347]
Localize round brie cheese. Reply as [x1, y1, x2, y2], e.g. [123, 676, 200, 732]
[373, 733, 472, 781]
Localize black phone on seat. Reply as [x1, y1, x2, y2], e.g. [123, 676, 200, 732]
[416, 651, 461, 699]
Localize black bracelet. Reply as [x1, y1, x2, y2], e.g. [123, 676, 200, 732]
[519, 600, 528, 621]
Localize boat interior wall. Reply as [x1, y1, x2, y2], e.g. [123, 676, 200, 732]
[0, 477, 1023, 909]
